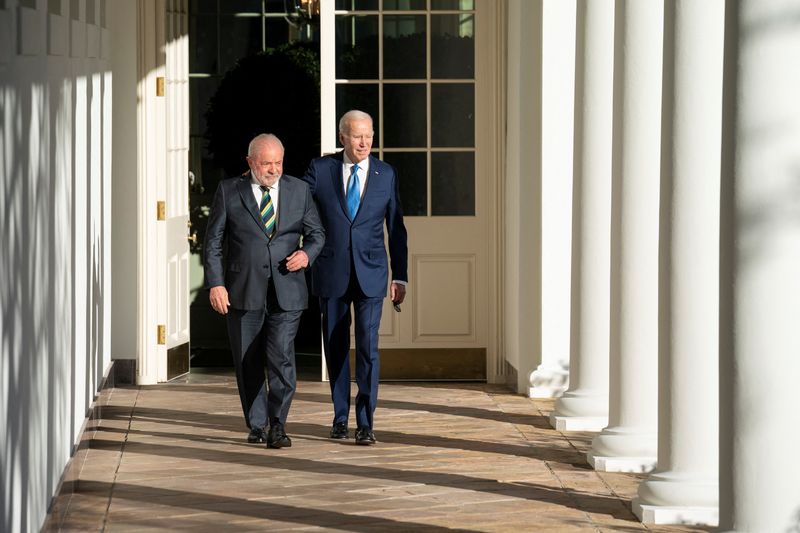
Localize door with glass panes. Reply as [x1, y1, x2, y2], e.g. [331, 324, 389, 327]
[321, 0, 497, 379]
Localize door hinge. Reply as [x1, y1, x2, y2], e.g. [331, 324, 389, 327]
[157, 325, 166, 345]
[157, 201, 166, 221]
[156, 76, 165, 97]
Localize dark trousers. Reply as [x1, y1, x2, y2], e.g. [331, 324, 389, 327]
[320, 275, 383, 430]
[226, 282, 302, 430]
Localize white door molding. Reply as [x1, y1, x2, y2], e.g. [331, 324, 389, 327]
[136, 0, 168, 384]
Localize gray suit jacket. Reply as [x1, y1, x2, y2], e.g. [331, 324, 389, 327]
[203, 173, 325, 311]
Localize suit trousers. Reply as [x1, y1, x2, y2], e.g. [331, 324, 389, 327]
[320, 274, 383, 430]
[226, 280, 302, 430]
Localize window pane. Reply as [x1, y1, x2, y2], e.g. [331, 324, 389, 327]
[383, 0, 426, 10]
[190, 76, 221, 136]
[190, 0, 216, 14]
[431, 14, 474, 79]
[86, 0, 95, 24]
[190, 136, 226, 189]
[264, 18, 289, 48]
[336, 15, 379, 79]
[190, 15, 218, 73]
[383, 152, 427, 216]
[48, 0, 60, 15]
[383, 15, 425, 79]
[336, 84, 380, 146]
[431, 0, 474, 9]
[219, 0, 261, 13]
[265, 0, 285, 12]
[432, 152, 474, 216]
[431, 83, 474, 147]
[336, 0, 379, 11]
[219, 16, 262, 72]
[383, 84, 426, 148]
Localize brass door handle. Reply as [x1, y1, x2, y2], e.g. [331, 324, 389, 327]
[188, 232, 198, 245]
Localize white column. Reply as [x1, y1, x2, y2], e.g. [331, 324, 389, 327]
[530, 0, 576, 399]
[504, 0, 542, 395]
[587, 0, 661, 473]
[632, 0, 723, 525]
[719, 0, 800, 531]
[549, 0, 613, 431]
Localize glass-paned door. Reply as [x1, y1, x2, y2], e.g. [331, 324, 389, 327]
[328, 0, 476, 216]
[321, 0, 495, 378]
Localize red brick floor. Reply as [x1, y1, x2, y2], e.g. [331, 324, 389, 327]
[44, 370, 712, 532]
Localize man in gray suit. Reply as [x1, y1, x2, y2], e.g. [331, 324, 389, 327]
[204, 133, 325, 448]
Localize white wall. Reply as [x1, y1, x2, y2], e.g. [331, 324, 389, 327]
[0, 2, 112, 531]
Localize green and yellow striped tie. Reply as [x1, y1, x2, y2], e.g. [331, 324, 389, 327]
[259, 185, 275, 238]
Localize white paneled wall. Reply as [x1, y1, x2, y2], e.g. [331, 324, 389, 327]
[0, 2, 111, 532]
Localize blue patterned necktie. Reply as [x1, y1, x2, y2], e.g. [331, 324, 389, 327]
[259, 185, 275, 237]
[346, 164, 361, 220]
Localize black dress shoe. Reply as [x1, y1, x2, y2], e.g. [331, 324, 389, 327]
[247, 427, 267, 443]
[355, 427, 376, 445]
[267, 423, 292, 449]
[330, 422, 349, 440]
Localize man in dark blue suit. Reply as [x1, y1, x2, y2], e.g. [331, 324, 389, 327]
[204, 134, 325, 448]
[303, 110, 408, 445]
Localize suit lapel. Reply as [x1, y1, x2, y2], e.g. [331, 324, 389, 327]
[351, 155, 381, 222]
[237, 177, 269, 238]
[274, 175, 291, 235]
[359, 155, 380, 217]
[330, 153, 350, 219]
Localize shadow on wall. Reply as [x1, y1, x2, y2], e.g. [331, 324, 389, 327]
[0, 67, 111, 533]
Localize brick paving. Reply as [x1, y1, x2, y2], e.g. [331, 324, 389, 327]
[44, 370, 712, 532]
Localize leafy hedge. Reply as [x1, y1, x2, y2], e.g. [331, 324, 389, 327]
[205, 43, 321, 180]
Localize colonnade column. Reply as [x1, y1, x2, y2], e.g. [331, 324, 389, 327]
[587, 0, 661, 472]
[719, 0, 800, 530]
[504, 0, 542, 395]
[530, 0, 577, 398]
[632, 0, 723, 524]
[549, 0, 613, 431]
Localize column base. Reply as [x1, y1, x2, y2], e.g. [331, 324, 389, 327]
[634, 472, 718, 525]
[549, 390, 608, 430]
[587, 453, 656, 473]
[632, 501, 718, 526]
[550, 414, 607, 432]
[529, 364, 569, 398]
[587, 426, 657, 472]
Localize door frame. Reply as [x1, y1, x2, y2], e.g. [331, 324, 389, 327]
[135, 0, 192, 384]
[135, 0, 170, 384]
[318, 0, 508, 383]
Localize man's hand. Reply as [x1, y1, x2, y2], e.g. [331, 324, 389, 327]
[209, 286, 231, 315]
[285, 250, 309, 272]
[390, 282, 406, 305]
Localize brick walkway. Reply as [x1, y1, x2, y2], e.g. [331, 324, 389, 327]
[44, 370, 711, 532]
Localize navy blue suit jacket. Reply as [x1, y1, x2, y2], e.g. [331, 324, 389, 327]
[302, 152, 408, 298]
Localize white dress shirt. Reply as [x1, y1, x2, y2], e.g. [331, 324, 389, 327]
[342, 153, 368, 199]
[251, 176, 280, 215]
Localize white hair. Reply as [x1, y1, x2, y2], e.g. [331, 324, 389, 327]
[248, 133, 284, 156]
[338, 110, 373, 135]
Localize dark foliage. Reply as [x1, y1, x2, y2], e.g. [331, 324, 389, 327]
[205, 43, 321, 180]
